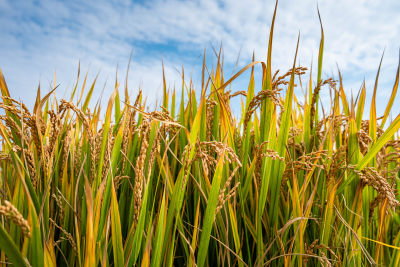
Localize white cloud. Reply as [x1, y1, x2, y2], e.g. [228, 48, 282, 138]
[0, 0, 399, 116]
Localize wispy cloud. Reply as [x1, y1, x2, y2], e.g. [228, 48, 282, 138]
[0, 0, 399, 115]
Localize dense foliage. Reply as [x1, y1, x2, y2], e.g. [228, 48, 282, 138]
[1, 3, 400, 266]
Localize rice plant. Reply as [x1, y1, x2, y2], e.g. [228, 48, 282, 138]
[1, 2, 400, 266]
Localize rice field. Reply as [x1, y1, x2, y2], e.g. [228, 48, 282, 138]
[1, 3, 400, 267]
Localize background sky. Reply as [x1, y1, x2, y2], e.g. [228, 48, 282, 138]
[0, 0, 399, 118]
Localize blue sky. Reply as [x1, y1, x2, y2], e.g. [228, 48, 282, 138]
[0, 0, 399, 118]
